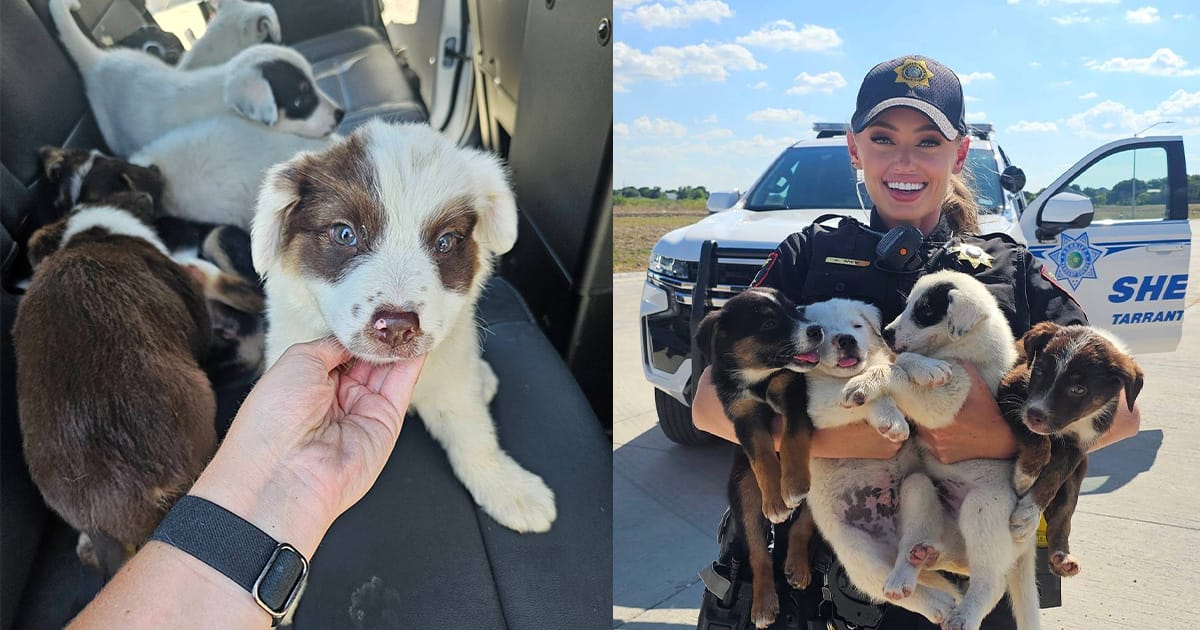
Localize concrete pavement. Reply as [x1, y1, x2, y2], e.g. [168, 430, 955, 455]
[612, 222, 1200, 629]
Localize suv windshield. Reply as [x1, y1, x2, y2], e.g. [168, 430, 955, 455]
[743, 145, 1005, 214]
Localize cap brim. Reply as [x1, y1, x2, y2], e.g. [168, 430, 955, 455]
[854, 97, 960, 140]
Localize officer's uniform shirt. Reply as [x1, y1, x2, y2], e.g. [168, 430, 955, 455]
[751, 208, 1089, 335]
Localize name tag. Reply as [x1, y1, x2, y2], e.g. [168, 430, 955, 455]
[825, 257, 870, 267]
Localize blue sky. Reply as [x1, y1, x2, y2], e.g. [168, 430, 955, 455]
[613, 0, 1200, 193]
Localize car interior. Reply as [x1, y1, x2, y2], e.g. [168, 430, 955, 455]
[0, 0, 612, 627]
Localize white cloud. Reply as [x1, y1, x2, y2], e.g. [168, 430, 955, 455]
[698, 114, 718, 124]
[632, 116, 688, 137]
[964, 95, 981, 103]
[622, 1, 733, 30]
[1126, 6, 1160, 23]
[1085, 48, 1200, 77]
[1029, 61, 1043, 68]
[736, 20, 842, 52]
[1052, 11, 1092, 24]
[1079, 91, 1098, 99]
[750, 81, 769, 90]
[958, 72, 996, 85]
[785, 71, 846, 95]
[1007, 120, 1060, 132]
[614, 0, 647, 7]
[1065, 91, 1200, 139]
[613, 41, 765, 91]
[967, 111, 989, 122]
[746, 107, 817, 126]
[614, 122, 630, 136]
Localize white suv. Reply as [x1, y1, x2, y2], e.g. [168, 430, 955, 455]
[640, 123, 1191, 444]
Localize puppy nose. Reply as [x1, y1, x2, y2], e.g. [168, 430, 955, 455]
[1025, 406, 1048, 428]
[806, 325, 823, 341]
[370, 309, 420, 346]
[334, 108, 346, 124]
[834, 334, 857, 350]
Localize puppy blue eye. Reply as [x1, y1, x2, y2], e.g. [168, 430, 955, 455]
[330, 223, 357, 247]
[436, 232, 461, 254]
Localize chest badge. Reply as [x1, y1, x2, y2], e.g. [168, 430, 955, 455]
[950, 243, 994, 270]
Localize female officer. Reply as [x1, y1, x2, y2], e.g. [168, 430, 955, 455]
[692, 54, 1141, 629]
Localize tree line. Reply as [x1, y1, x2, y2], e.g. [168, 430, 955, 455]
[1027, 174, 1200, 205]
[614, 186, 709, 200]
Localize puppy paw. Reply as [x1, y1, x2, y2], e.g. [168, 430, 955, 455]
[781, 475, 809, 509]
[940, 608, 974, 630]
[761, 495, 793, 524]
[76, 533, 98, 568]
[874, 415, 910, 442]
[1050, 551, 1081, 577]
[908, 542, 940, 568]
[751, 591, 780, 629]
[898, 354, 953, 387]
[921, 589, 956, 624]
[883, 566, 917, 600]
[471, 457, 556, 533]
[1009, 497, 1040, 543]
[841, 372, 884, 407]
[784, 552, 811, 590]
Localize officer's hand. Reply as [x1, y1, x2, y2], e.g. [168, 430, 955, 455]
[811, 421, 905, 459]
[917, 361, 1017, 464]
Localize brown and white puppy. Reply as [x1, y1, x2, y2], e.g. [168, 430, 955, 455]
[15, 192, 218, 577]
[695, 287, 824, 628]
[1002, 322, 1143, 577]
[251, 120, 555, 533]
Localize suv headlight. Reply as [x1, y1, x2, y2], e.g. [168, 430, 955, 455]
[649, 254, 690, 280]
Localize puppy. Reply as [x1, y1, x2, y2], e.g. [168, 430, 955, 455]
[38, 145, 164, 216]
[178, 0, 282, 69]
[49, 0, 341, 157]
[15, 192, 217, 577]
[1002, 322, 1143, 577]
[251, 120, 555, 533]
[131, 114, 335, 229]
[694, 287, 824, 628]
[840, 271, 1038, 630]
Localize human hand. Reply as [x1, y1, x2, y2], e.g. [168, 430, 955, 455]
[811, 421, 905, 459]
[190, 338, 425, 556]
[916, 361, 1017, 464]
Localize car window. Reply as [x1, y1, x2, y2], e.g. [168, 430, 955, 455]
[744, 146, 870, 211]
[966, 148, 1004, 215]
[1054, 147, 1171, 221]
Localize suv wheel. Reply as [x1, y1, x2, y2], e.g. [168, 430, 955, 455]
[655, 389, 716, 446]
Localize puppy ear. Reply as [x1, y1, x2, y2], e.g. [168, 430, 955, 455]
[39, 146, 67, 181]
[27, 219, 68, 269]
[695, 310, 721, 365]
[1113, 358, 1144, 412]
[856, 302, 883, 339]
[257, 13, 281, 43]
[225, 63, 278, 127]
[946, 288, 984, 338]
[1020, 321, 1060, 364]
[251, 159, 305, 276]
[471, 152, 519, 255]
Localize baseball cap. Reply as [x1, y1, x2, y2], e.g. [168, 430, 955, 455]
[850, 55, 967, 141]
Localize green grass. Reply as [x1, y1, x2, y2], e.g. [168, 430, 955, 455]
[614, 198, 707, 272]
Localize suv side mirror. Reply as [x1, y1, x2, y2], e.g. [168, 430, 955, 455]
[706, 191, 740, 213]
[1035, 191, 1095, 240]
[1000, 165, 1026, 193]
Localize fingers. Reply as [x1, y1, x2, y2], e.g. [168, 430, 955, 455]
[306, 336, 354, 371]
[378, 355, 425, 411]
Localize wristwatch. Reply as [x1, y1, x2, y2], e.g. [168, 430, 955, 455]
[150, 495, 309, 626]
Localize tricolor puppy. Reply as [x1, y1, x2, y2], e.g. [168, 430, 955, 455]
[695, 287, 824, 628]
[251, 120, 555, 533]
[50, 0, 341, 157]
[38, 145, 164, 217]
[15, 192, 218, 577]
[1002, 322, 1142, 577]
[177, 0, 282, 69]
[840, 271, 1039, 630]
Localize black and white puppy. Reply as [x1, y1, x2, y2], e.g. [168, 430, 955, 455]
[177, 0, 282, 69]
[1002, 322, 1142, 577]
[251, 120, 555, 533]
[49, 0, 342, 157]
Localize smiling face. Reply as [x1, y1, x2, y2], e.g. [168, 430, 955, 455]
[804, 298, 883, 377]
[847, 107, 969, 233]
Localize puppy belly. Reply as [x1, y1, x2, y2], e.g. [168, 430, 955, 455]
[810, 460, 902, 540]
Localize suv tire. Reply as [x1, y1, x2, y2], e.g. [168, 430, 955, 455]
[655, 389, 716, 446]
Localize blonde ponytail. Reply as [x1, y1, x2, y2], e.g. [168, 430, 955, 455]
[943, 168, 980, 234]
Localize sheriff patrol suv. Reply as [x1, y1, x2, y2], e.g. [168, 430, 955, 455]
[640, 123, 1191, 444]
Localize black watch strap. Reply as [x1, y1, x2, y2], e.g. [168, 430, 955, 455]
[150, 495, 309, 625]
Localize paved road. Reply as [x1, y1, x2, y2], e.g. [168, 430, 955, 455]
[613, 222, 1200, 629]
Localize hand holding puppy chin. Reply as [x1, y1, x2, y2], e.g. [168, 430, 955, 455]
[190, 337, 425, 557]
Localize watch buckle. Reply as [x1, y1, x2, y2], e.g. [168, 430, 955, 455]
[253, 542, 309, 624]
